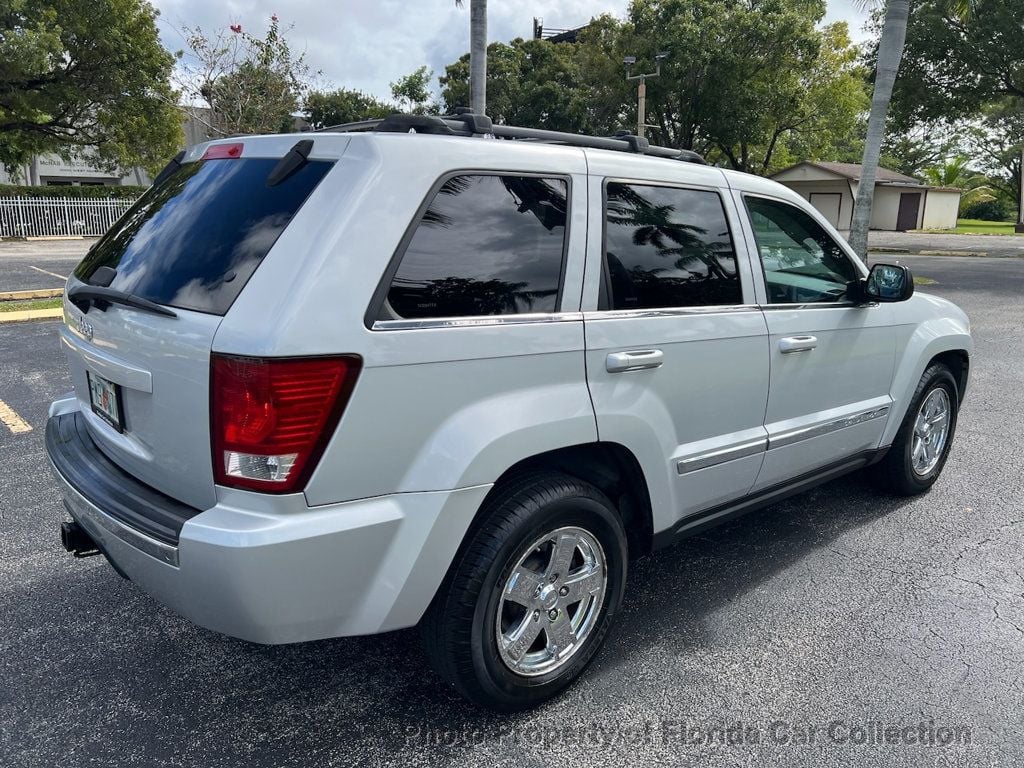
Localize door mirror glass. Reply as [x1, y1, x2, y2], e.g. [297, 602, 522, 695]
[865, 263, 914, 302]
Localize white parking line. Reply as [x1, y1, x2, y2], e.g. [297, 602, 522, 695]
[30, 265, 67, 280]
[0, 399, 32, 434]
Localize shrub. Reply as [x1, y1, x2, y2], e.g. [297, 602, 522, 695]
[960, 198, 1010, 221]
[0, 184, 148, 199]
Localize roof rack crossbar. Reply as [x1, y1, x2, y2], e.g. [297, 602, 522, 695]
[314, 113, 706, 164]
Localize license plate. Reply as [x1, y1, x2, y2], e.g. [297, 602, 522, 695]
[87, 371, 124, 432]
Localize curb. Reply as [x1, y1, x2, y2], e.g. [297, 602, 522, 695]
[0, 308, 63, 324]
[0, 288, 64, 301]
[24, 235, 84, 241]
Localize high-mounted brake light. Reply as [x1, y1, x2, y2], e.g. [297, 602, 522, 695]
[211, 354, 361, 493]
[202, 142, 244, 160]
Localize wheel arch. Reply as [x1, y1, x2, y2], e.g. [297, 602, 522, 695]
[469, 442, 656, 561]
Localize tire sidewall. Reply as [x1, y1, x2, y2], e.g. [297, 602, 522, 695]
[468, 491, 627, 709]
[897, 367, 959, 491]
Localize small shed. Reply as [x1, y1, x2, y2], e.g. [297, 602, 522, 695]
[770, 161, 962, 232]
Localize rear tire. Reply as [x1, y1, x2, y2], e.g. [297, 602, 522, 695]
[420, 471, 628, 711]
[873, 363, 959, 496]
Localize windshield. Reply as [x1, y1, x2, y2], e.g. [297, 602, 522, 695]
[73, 156, 333, 315]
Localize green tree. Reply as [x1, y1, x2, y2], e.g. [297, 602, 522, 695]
[440, 37, 608, 132]
[303, 89, 394, 129]
[390, 67, 437, 115]
[439, 2, 866, 175]
[0, 0, 181, 175]
[921, 157, 995, 213]
[178, 15, 314, 138]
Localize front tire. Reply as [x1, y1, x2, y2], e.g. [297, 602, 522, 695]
[874, 363, 959, 495]
[420, 472, 628, 710]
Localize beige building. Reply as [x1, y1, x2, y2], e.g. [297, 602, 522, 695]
[771, 161, 962, 232]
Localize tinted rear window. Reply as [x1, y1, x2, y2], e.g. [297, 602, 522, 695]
[74, 157, 333, 315]
[381, 174, 568, 320]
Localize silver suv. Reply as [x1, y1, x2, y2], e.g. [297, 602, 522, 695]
[47, 116, 971, 710]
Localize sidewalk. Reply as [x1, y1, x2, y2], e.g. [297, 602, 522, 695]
[865, 230, 1024, 258]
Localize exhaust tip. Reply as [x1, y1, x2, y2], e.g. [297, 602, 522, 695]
[61, 521, 100, 558]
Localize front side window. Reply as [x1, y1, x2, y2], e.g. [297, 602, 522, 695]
[745, 196, 859, 304]
[382, 174, 568, 320]
[603, 183, 741, 310]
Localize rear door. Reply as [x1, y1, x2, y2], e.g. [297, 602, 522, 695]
[60, 140, 336, 509]
[739, 194, 895, 491]
[582, 160, 770, 532]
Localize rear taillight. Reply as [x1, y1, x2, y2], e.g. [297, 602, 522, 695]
[211, 354, 361, 493]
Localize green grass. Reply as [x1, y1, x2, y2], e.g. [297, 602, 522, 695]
[0, 298, 63, 313]
[920, 219, 1023, 235]
[913, 276, 937, 286]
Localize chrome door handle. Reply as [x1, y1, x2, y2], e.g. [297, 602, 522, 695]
[779, 335, 818, 354]
[606, 349, 664, 372]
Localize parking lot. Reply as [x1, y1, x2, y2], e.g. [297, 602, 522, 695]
[1, 253, 1022, 767]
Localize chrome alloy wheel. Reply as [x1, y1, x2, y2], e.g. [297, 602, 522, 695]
[911, 387, 951, 476]
[495, 526, 608, 677]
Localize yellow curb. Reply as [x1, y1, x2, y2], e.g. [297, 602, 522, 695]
[25, 235, 84, 241]
[0, 288, 64, 301]
[0, 308, 63, 323]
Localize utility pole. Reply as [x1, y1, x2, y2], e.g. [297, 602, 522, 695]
[624, 52, 668, 140]
[1017, 148, 1024, 234]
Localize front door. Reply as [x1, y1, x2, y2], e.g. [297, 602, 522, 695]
[742, 195, 896, 491]
[583, 174, 770, 532]
[896, 192, 922, 231]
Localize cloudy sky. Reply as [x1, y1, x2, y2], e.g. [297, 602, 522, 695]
[152, 0, 870, 102]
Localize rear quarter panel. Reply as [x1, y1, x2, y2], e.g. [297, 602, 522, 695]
[215, 135, 597, 504]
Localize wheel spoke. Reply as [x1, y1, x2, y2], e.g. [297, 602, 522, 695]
[561, 564, 604, 605]
[912, 437, 926, 467]
[503, 567, 543, 607]
[503, 615, 544, 664]
[546, 611, 576, 652]
[546, 533, 578, 580]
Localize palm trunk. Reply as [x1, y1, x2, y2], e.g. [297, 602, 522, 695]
[848, 0, 909, 260]
[469, 0, 487, 114]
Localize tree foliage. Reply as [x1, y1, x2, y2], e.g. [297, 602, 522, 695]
[893, 0, 1024, 126]
[303, 89, 394, 129]
[439, 0, 867, 174]
[178, 15, 314, 139]
[0, 0, 181, 175]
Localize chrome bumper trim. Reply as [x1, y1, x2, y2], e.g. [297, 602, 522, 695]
[50, 458, 180, 567]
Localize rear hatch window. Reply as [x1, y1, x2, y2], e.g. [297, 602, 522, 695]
[73, 156, 333, 315]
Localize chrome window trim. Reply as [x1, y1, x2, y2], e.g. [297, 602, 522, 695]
[677, 438, 767, 474]
[51, 458, 179, 567]
[768, 406, 890, 450]
[585, 304, 761, 320]
[371, 311, 584, 331]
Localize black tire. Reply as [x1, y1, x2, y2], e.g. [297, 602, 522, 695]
[873, 363, 959, 496]
[420, 471, 628, 711]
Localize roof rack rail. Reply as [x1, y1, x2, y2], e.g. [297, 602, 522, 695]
[316, 112, 707, 165]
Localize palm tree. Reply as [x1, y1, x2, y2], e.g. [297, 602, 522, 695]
[456, 0, 487, 113]
[921, 157, 996, 212]
[848, 0, 975, 260]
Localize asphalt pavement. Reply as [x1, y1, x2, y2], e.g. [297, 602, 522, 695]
[0, 238, 87, 292]
[0, 256, 1022, 767]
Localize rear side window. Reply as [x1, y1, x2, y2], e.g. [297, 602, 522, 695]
[74, 157, 333, 315]
[381, 174, 568, 320]
[604, 182, 741, 310]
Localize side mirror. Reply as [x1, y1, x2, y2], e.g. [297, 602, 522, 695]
[861, 263, 914, 303]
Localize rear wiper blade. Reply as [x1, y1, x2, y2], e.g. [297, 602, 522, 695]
[66, 285, 177, 318]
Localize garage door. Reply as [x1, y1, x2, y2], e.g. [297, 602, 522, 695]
[809, 192, 842, 228]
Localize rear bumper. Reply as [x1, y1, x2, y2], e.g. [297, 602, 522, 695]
[46, 408, 490, 644]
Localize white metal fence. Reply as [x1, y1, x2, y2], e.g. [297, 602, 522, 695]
[0, 197, 139, 238]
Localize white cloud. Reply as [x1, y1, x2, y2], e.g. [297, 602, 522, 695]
[151, 0, 870, 103]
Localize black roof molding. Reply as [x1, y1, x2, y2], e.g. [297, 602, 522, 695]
[316, 112, 707, 165]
